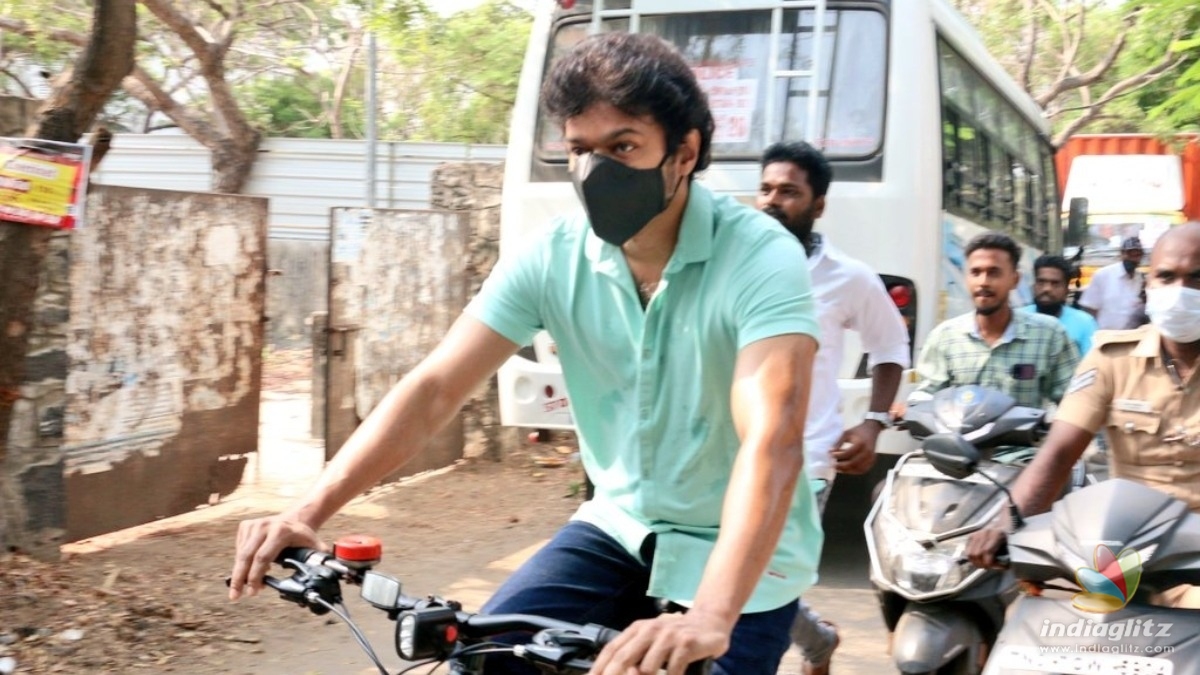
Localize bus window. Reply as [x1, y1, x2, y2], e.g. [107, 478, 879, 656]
[641, 10, 774, 157]
[1041, 147, 1060, 248]
[776, 9, 886, 157]
[534, 18, 629, 155]
[938, 37, 1058, 252]
[533, 8, 886, 164]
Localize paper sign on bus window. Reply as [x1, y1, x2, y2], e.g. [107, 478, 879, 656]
[0, 137, 92, 230]
[692, 65, 758, 145]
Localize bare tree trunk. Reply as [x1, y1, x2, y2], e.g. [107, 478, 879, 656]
[330, 26, 364, 140]
[212, 137, 262, 194]
[0, 0, 136, 557]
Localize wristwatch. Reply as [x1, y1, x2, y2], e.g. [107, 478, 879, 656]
[863, 411, 892, 429]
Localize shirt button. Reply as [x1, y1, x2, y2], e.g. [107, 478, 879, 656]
[1124, 422, 1136, 433]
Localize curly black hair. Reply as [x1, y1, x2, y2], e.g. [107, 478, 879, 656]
[541, 32, 715, 176]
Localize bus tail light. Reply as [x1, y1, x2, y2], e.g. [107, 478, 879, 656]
[888, 284, 912, 309]
[856, 275, 918, 378]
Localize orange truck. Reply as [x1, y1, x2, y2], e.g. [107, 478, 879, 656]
[1057, 133, 1200, 288]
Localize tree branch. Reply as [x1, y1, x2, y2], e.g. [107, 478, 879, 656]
[121, 65, 221, 143]
[1019, 0, 1038, 91]
[1036, 13, 1132, 107]
[139, 0, 257, 146]
[330, 24, 363, 140]
[0, 67, 37, 99]
[0, 16, 87, 47]
[137, 0, 213, 65]
[200, 0, 233, 21]
[1052, 49, 1183, 145]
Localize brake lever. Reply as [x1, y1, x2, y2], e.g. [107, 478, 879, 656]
[223, 574, 312, 605]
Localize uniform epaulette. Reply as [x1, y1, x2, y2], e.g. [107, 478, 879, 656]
[1092, 325, 1152, 349]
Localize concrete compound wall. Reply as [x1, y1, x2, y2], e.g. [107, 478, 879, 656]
[319, 161, 518, 468]
[430, 162, 519, 459]
[324, 208, 469, 476]
[64, 186, 267, 540]
[2, 185, 267, 551]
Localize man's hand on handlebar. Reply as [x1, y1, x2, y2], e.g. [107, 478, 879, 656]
[229, 515, 325, 601]
[965, 526, 1009, 570]
[589, 610, 728, 675]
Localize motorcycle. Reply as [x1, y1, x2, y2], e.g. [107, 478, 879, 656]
[865, 385, 1056, 674]
[922, 436, 1200, 675]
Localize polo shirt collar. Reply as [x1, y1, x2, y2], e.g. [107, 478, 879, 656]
[582, 181, 716, 276]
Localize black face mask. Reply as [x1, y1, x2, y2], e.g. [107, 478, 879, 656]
[1122, 259, 1139, 274]
[571, 152, 678, 247]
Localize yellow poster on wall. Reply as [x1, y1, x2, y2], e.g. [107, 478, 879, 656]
[0, 137, 92, 230]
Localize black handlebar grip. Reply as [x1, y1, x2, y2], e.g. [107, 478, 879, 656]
[593, 626, 622, 647]
[993, 538, 1012, 568]
[276, 547, 323, 566]
[685, 659, 714, 675]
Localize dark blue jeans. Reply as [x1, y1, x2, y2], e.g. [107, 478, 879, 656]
[473, 520, 798, 674]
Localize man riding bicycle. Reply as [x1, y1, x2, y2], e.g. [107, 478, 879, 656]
[229, 32, 824, 675]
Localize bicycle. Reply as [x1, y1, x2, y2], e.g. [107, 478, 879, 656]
[231, 534, 713, 674]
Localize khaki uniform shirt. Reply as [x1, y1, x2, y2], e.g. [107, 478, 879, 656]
[1056, 325, 1200, 511]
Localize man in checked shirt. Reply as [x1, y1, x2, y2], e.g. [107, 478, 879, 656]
[908, 231, 1079, 416]
[878, 231, 1080, 653]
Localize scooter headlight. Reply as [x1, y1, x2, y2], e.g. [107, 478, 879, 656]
[893, 539, 970, 596]
[872, 513, 974, 597]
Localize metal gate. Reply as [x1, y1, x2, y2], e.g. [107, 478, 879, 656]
[62, 186, 268, 541]
[325, 207, 470, 476]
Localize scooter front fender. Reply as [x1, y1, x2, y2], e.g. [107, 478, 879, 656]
[893, 603, 984, 673]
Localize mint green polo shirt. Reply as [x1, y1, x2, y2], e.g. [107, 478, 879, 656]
[464, 182, 824, 613]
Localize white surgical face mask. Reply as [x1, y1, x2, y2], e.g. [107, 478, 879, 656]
[1146, 285, 1200, 343]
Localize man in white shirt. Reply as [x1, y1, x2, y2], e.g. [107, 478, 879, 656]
[1078, 236, 1146, 329]
[759, 141, 911, 675]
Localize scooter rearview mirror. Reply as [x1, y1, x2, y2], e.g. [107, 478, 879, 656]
[923, 433, 981, 479]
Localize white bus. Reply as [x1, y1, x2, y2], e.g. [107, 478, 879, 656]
[495, 0, 1061, 457]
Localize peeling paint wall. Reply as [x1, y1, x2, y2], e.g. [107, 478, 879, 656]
[429, 162, 519, 460]
[63, 186, 267, 540]
[326, 208, 470, 475]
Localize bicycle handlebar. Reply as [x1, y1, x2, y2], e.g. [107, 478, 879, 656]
[237, 545, 713, 675]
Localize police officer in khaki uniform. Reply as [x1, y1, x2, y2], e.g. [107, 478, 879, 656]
[966, 221, 1200, 605]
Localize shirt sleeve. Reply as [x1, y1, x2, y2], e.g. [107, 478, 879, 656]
[462, 227, 550, 347]
[910, 322, 951, 400]
[1077, 271, 1103, 311]
[847, 266, 912, 369]
[731, 229, 820, 350]
[1044, 323, 1081, 404]
[1054, 346, 1115, 433]
[1077, 313, 1098, 357]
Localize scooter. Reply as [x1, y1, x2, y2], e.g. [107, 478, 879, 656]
[865, 385, 1055, 674]
[922, 436, 1200, 675]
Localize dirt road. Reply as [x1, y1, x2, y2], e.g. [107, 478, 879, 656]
[0, 351, 891, 674]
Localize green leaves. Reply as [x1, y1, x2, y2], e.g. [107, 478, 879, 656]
[376, 0, 532, 143]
